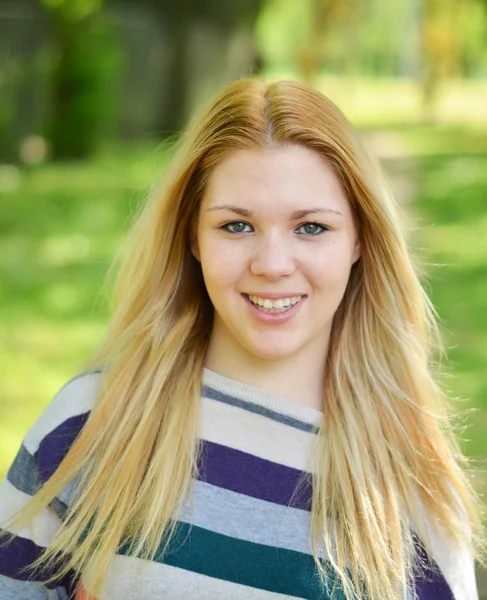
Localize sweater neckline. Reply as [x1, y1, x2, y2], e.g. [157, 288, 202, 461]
[202, 367, 324, 428]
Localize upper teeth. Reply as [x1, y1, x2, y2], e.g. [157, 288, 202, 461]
[248, 295, 302, 309]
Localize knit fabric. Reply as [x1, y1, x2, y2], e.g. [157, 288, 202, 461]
[0, 370, 478, 599]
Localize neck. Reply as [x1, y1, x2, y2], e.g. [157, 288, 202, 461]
[204, 332, 328, 413]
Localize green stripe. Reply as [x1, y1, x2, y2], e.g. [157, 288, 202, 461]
[119, 521, 350, 599]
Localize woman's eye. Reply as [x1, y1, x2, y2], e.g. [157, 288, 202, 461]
[221, 221, 327, 235]
[222, 221, 252, 234]
[296, 222, 327, 236]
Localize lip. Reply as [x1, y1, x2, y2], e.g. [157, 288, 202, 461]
[243, 293, 307, 299]
[242, 293, 305, 324]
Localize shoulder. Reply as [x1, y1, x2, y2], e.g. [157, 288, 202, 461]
[23, 371, 102, 484]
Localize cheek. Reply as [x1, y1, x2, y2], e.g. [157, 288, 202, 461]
[306, 244, 355, 287]
[200, 244, 245, 291]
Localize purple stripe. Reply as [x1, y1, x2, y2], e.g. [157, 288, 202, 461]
[197, 441, 312, 510]
[37, 413, 90, 483]
[0, 529, 75, 590]
[413, 533, 455, 600]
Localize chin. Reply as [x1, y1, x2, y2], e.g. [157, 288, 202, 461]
[245, 342, 298, 362]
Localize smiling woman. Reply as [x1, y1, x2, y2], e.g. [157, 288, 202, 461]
[0, 78, 485, 600]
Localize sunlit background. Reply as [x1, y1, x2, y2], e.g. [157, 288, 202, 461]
[1, 0, 487, 591]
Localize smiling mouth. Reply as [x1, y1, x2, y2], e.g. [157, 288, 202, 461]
[244, 294, 305, 313]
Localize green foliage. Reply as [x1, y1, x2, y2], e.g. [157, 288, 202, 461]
[39, 0, 122, 159]
[359, 0, 408, 75]
[459, 1, 487, 75]
[41, 0, 104, 23]
[0, 62, 20, 161]
[256, 0, 487, 76]
[256, 0, 314, 67]
[46, 16, 122, 159]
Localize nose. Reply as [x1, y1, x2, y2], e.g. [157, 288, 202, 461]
[249, 234, 296, 280]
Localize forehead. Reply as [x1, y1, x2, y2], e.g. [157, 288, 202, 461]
[201, 145, 351, 217]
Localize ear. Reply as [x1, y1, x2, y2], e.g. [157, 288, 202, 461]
[352, 238, 361, 264]
[189, 231, 200, 262]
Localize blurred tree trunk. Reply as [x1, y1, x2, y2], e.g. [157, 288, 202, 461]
[295, 0, 360, 86]
[48, 19, 92, 158]
[420, 0, 461, 123]
[184, 21, 262, 120]
[147, 0, 265, 135]
[161, 14, 191, 136]
[41, 0, 116, 159]
[399, 0, 423, 78]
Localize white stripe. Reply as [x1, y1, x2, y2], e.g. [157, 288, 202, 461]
[413, 495, 478, 600]
[0, 478, 61, 547]
[97, 554, 304, 600]
[23, 373, 101, 455]
[203, 367, 323, 427]
[423, 527, 477, 600]
[200, 396, 316, 472]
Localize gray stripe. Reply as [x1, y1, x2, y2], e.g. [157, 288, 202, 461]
[7, 445, 41, 496]
[6, 444, 72, 521]
[56, 478, 78, 508]
[178, 479, 330, 559]
[202, 385, 319, 434]
[49, 497, 68, 521]
[0, 573, 67, 599]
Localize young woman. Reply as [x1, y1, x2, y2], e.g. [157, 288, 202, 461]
[0, 78, 484, 600]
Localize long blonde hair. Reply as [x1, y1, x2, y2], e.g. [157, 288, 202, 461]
[3, 78, 485, 599]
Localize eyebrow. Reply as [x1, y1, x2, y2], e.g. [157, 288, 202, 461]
[205, 204, 344, 218]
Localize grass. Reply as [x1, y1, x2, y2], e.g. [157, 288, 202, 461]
[408, 145, 487, 459]
[1, 81, 487, 482]
[0, 141, 171, 474]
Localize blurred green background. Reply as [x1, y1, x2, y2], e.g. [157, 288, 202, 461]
[1, 0, 487, 591]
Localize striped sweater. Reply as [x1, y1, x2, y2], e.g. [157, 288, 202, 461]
[0, 369, 478, 599]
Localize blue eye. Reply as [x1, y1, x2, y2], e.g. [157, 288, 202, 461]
[221, 221, 327, 235]
[296, 222, 327, 236]
[222, 221, 253, 234]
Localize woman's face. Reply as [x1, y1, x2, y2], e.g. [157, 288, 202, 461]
[192, 145, 360, 365]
